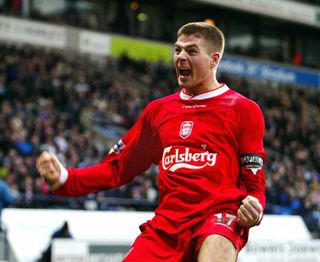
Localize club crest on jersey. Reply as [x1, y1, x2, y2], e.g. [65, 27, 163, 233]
[179, 121, 193, 139]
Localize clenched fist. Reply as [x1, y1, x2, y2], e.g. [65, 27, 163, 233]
[237, 195, 263, 227]
[36, 151, 62, 190]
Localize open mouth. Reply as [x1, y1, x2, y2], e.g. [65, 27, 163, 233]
[179, 68, 192, 77]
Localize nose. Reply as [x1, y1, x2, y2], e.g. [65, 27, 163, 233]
[175, 50, 188, 62]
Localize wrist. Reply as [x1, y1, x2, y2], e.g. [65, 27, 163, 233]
[59, 164, 68, 185]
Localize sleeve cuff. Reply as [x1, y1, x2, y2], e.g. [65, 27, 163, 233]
[59, 164, 68, 185]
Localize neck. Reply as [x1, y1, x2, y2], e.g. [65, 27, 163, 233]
[182, 80, 221, 96]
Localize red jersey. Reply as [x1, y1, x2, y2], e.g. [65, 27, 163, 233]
[54, 84, 266, 234]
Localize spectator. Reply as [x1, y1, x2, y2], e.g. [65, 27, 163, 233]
[38, 221, 73, 262]
[0, 179, 15, 230]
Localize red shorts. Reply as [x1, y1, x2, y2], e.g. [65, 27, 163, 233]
[122, 212, 249, 262]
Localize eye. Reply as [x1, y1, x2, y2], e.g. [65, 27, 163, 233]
[174, 47, 181, 54]
[188, 49, 197, 55]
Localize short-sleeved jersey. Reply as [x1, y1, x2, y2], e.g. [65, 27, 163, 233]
[54, 84, 266, 233]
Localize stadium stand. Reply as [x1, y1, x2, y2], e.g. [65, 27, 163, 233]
[1, 0, 320, 68]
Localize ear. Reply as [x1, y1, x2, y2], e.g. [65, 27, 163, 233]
[210, 52, 221, 69]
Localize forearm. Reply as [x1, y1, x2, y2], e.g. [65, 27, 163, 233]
[53, 162, 123, 196]
[239, 152, 266, 209]
[239, 166, 266, 226]
[244, 185, 265, 210]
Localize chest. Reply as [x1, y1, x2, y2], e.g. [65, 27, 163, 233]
[155, 105, 238, 150]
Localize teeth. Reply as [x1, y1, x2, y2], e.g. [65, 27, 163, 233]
[179, 68, 192, 76]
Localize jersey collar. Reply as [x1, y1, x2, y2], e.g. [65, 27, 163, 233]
[180, 84, 230, 100]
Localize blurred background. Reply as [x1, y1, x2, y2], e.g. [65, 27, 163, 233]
[0, 0, 319, 261]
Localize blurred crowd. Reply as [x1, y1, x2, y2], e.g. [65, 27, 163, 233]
[0, 43, 319, 237]
[1, 0, 320, 69]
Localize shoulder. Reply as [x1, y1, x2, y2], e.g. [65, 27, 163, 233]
[227, 89, 262, 112]
[224, 89, 264, 125]
[152, 93, 180, 105]
[136, 93, 179, 130]
[145, 93, 180, 112]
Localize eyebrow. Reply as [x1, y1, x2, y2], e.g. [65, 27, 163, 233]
[174, 43, 199, 49]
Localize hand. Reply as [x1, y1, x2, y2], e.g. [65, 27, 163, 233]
[36, 151, 62, 190]
[237, 195, 263, 227]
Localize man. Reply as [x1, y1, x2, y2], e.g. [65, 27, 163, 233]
[37, 22, 265, 262]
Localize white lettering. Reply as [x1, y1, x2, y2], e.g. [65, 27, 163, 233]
[162, 146, 217, 172]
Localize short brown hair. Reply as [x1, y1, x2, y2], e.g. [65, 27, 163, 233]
[177, 22, 225, 55]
